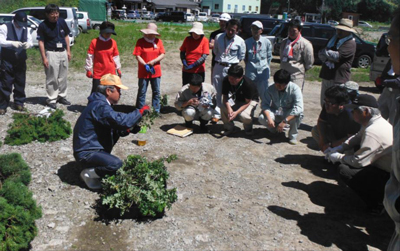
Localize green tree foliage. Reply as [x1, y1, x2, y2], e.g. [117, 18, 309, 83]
[101, 155, 178, 217]
[4, 109, 72, 146]
[0, 153, 42, 251]
[357, 0, 397, 22]
[0, 0, 79, 13]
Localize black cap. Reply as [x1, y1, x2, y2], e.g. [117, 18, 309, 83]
[14, 12, 28, 28]
[100, 21, 116, 35]
[344, 94, 378, 109]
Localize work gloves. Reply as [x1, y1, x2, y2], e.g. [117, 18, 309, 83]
[128, 125, 141, 134]
[145, 64, 155, 75]
[139, 105, 150, 116]
[86, 71, 93, 78]
[11, 41, 23, 48]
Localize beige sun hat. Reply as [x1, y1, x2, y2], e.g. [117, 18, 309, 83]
[140, 23, 160, 36]
[189, 22, 204, 35]
[336, 18, 356, 33]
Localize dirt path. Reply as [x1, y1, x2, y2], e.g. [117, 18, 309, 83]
[0, 53, 393, 250]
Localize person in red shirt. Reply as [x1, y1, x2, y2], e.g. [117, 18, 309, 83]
[180, 22, 209, 86]
[85, 21, 121, 94]
[133, 23, 165, 113]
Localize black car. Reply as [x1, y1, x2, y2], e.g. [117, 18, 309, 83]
[271, 22, 375, 68]
[112, 10, 125, 20]
[239, 15, 284, 40]
[155, 11, 186, 22]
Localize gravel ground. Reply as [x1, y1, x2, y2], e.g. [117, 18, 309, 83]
[0, 52, 394, 250]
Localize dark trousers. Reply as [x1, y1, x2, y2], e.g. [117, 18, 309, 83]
[74, 150, 123, 177]
[338, 163, 390, 208]
[0, 60, 27, 109]
[182, 71, 205, 86]
[90, 79, 101, 94]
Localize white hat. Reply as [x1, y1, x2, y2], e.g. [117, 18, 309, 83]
[140, 23, 160, 36]
[189, 22, 204, 35]
[251, 20, 263, 29]
[219, 13, 231, 22]
[336, 18, 356, 33]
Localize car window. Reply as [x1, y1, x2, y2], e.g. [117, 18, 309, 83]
[29, 16, 42, 24]
[301, 26, 312, 37]
[313, 27, 335, 39]
[77, 13, 84, 19]
[268, 25, 281, 36]
[0, 16, 13, 25]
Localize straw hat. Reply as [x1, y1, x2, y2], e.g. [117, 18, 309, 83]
[189, 22, 204, 35]
[336, 18, 356, 33]
[140, 23, 160, 36]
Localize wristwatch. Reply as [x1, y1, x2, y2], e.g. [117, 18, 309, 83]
[283, 118, 288, 124]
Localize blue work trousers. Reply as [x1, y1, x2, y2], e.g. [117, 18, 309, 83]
[0, 60, 26, 109]
[74, 150, 123, 177]
[136, 77, 160, 113]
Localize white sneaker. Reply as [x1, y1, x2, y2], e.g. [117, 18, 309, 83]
[80, 168, 102, 190]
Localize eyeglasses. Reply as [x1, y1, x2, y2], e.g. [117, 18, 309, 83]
[324, 99, 337, 106]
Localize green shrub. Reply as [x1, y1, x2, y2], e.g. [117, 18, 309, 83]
[0, 153, 42, 251]
[4, 109, 72, 146]
[101, 155, 178, 217]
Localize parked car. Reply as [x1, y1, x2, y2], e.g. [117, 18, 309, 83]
[271, 22, 375, 68]
[112, 9, 125, 20]
[370, 33, 391, 89]
[239, 15, 284, 40]
[186, 13, 195, 22]
[210, 13, 220, 23]
[141, 11, 155, 20]
[76, 11, 91, 33]
[155, 11, 186, 22]
[0, 14, 41, 47]
[12, 6, 79, 39]
[127, 10, 140, 19]
[197, 12, 208, 22]
[358, 21, 373, 28]
[327, 20, 338, 26]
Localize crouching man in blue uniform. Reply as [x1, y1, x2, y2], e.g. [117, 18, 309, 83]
[0, 12, 32, 115]
[73, 74, 149, 189]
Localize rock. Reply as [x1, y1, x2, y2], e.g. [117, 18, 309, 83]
[47, 222, 56, 229]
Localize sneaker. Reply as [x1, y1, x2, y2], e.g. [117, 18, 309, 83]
[15, 105, 24, 111]
[47, 103, 57, 110]
[80, 168, 102, 190]
[0, 109, 6, 115]
[57, 98, 71, 105]
[289, 139, 298, 145]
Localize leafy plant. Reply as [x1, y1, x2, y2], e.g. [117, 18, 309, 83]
[138, 108, 159, 129]
[161, 94, 168, 108]
[101, 155, 178, 217]
[4, 109, 72, 146]
[0, 153, 42, 251]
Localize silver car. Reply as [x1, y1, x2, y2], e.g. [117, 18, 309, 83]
[77, 11, 91, 33]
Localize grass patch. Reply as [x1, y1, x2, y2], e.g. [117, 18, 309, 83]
[306, 65, 371, 83]
[27, 22, 219, 72]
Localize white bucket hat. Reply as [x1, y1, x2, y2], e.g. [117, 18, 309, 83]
[189, 22, 204, 35]
[336, 18, 356, 33]
[219, 13, 231, 22]
[140, 23, 160, 36]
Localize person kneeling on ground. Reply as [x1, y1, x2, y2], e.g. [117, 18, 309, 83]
[326, 94, 392, 214]
[258, 69, 303, 145]
[311, 85, 360, 152]
[73, 74, 150, 189]
[174, 74, 216, 132]
[221, 65, 259, 136]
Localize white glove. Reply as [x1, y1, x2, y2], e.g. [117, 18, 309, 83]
[327, 152, 344, 164]
[324, 145, 344, 155]
[325, 61, 335, 69]
[22, 42, 30, 50]
[11, 41, 23, 48]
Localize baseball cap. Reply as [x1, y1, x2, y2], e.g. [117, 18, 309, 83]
[219, 13, 231, 22]
[100, 74, 128, 90]
[100, 21, 117, 35]
[344, 94, 378, 109]
[251, 21, 263, 29]
[14, 12, 28, 28]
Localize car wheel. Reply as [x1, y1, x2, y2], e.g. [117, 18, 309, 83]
[78, 26, 83, 34]
[357, 54, 372, 68]
[94, 24, 100, 30]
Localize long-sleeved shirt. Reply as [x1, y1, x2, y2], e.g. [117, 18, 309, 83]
[213, 33, 245, 64]
[174, 83, 216, 110]
[341, 115, 393, 172]
[0, 21, 32, 48]
[280, 36, 314, 79]
[244, 36, 272, 81]
[261, 81, 303, 117]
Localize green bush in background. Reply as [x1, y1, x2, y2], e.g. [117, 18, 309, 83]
[0, 153, 42, 251]
[5, 109, 72, 146]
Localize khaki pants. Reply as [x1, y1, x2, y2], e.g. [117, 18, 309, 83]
[45, 50, 68, 104]
[221, 100, 258, 131]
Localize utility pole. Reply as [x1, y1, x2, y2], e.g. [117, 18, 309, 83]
[287, 0, 290, 15]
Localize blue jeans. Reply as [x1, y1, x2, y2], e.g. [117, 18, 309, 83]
[136, 77, 161, 113]
[74, 150, 123, 177]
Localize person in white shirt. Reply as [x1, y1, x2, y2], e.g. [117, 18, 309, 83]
[0, 12, 32, 115]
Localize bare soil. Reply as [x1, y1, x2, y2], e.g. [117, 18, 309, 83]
[0, 51, 394, 250]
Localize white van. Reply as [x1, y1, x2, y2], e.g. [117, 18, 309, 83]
[197, 12, 208, 22]
[12, 7, 80, 39]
